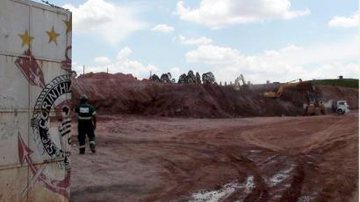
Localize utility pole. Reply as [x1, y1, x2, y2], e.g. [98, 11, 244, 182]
[83, 65, 85, 75]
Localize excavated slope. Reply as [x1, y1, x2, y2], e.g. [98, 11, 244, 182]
[71, 73, 358, 118]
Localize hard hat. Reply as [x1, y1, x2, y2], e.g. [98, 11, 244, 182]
[80, 95, 88, 101]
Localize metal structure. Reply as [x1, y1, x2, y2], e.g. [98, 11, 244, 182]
[0, 0, 72, 201]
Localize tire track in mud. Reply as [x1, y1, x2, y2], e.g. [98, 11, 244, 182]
[166, 145, 309, 202]
[236, 117, 349, 153]
[301, 118, 356, 154]
[105, 136, 310, 202]
[138, 142, 265, 201]
[143, 123, 328, 202]
[101, 137, 268, 201]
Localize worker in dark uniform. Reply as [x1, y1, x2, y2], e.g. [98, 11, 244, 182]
[75, 95, 97, 154]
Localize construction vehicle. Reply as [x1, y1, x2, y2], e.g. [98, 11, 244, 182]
[234, 74, 247, 90]
[334, 100, 350, 115]
[303, 97, 326, 115]
[304, 101, 326, 115]
[263, 79, 302, 98]
[303, 87, 326, 116]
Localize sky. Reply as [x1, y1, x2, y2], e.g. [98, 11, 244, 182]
[33, 0, 359, 84]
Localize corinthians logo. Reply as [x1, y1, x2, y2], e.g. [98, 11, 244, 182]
[16, 50, 72, 199]
[31, 74, 71, 160]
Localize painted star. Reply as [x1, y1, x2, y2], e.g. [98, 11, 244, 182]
[46, 26, 60, 45]
[63, 18, 72, 33]
[18, 30, 34, 47]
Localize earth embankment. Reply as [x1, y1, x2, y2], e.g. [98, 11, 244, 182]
[71, 73, 358, 118]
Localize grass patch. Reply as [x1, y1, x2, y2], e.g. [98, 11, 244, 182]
[310, 78, 359, 89]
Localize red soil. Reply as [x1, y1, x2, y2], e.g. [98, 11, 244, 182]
[70, 111, 359, 202]
[71, 73, 358, 118]
[69, 73, 358, 201]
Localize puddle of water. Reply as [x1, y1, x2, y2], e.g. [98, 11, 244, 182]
[189, 176, 255, 202]
[245, 176, 255, 193]
[297, 195, 313, 202]
[268, 165, 295, 187]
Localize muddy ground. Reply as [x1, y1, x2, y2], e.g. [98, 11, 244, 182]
[70, 111, 358, 202]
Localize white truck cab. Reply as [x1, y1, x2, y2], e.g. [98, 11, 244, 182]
[336, 100, 350, 114]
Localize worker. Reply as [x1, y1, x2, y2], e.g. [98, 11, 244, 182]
[75, 95, 97, 154]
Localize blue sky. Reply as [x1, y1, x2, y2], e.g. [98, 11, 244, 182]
[33, 0, 358, 84]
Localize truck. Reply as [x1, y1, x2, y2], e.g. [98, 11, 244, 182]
[334, 100, 350, 115]
[0, 0, 72, 201]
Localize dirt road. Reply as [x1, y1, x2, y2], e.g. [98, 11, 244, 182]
[70, 112, 358, 202]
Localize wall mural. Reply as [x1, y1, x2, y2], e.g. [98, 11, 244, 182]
[15, 49, 45, 88]
[14, 17, 72, 199]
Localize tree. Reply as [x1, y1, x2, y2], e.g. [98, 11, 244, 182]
[202, 72, 216, 84]
[178, 74, 187, 83]
[196, 72, 201, 84]
[70, 70, 77, 78]
[187, 70, 196, 83]
[161, 72, 172, 83]
[150, 74, 161, 82]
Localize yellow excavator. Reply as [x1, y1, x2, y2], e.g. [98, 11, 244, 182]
[263, 79, 326, 115]
[263, 79, 302, 98]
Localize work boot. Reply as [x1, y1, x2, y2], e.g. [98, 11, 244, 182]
[79, 147, 85, 154]
[90, 142, 96, 153]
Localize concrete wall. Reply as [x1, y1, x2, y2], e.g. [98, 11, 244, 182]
[0, 0, 72, 201]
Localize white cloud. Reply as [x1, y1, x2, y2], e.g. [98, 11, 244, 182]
[94, 56, 111, 65]
[328, 12, 359, 28]
[175, 0, 310, 28]
[185, 39, 358, 83]
[186, 44, 241, 64]
[283, 9, 311, 20]
[151, 24, 175, 33]
[64, 0, 147, 44]
[309, 63, 359, 79]
[178, 35, 213, 45]
[169, 67, 181, 80]
[75, 47, 158, 79]
[116, 46, 133, 60]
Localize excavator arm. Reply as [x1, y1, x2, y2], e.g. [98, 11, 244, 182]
[263, 79, 301, 98]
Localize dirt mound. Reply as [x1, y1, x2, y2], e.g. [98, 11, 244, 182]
[71, 73, 358, 118]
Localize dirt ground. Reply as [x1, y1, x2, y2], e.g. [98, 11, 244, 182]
[70, 111, 359, 202]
